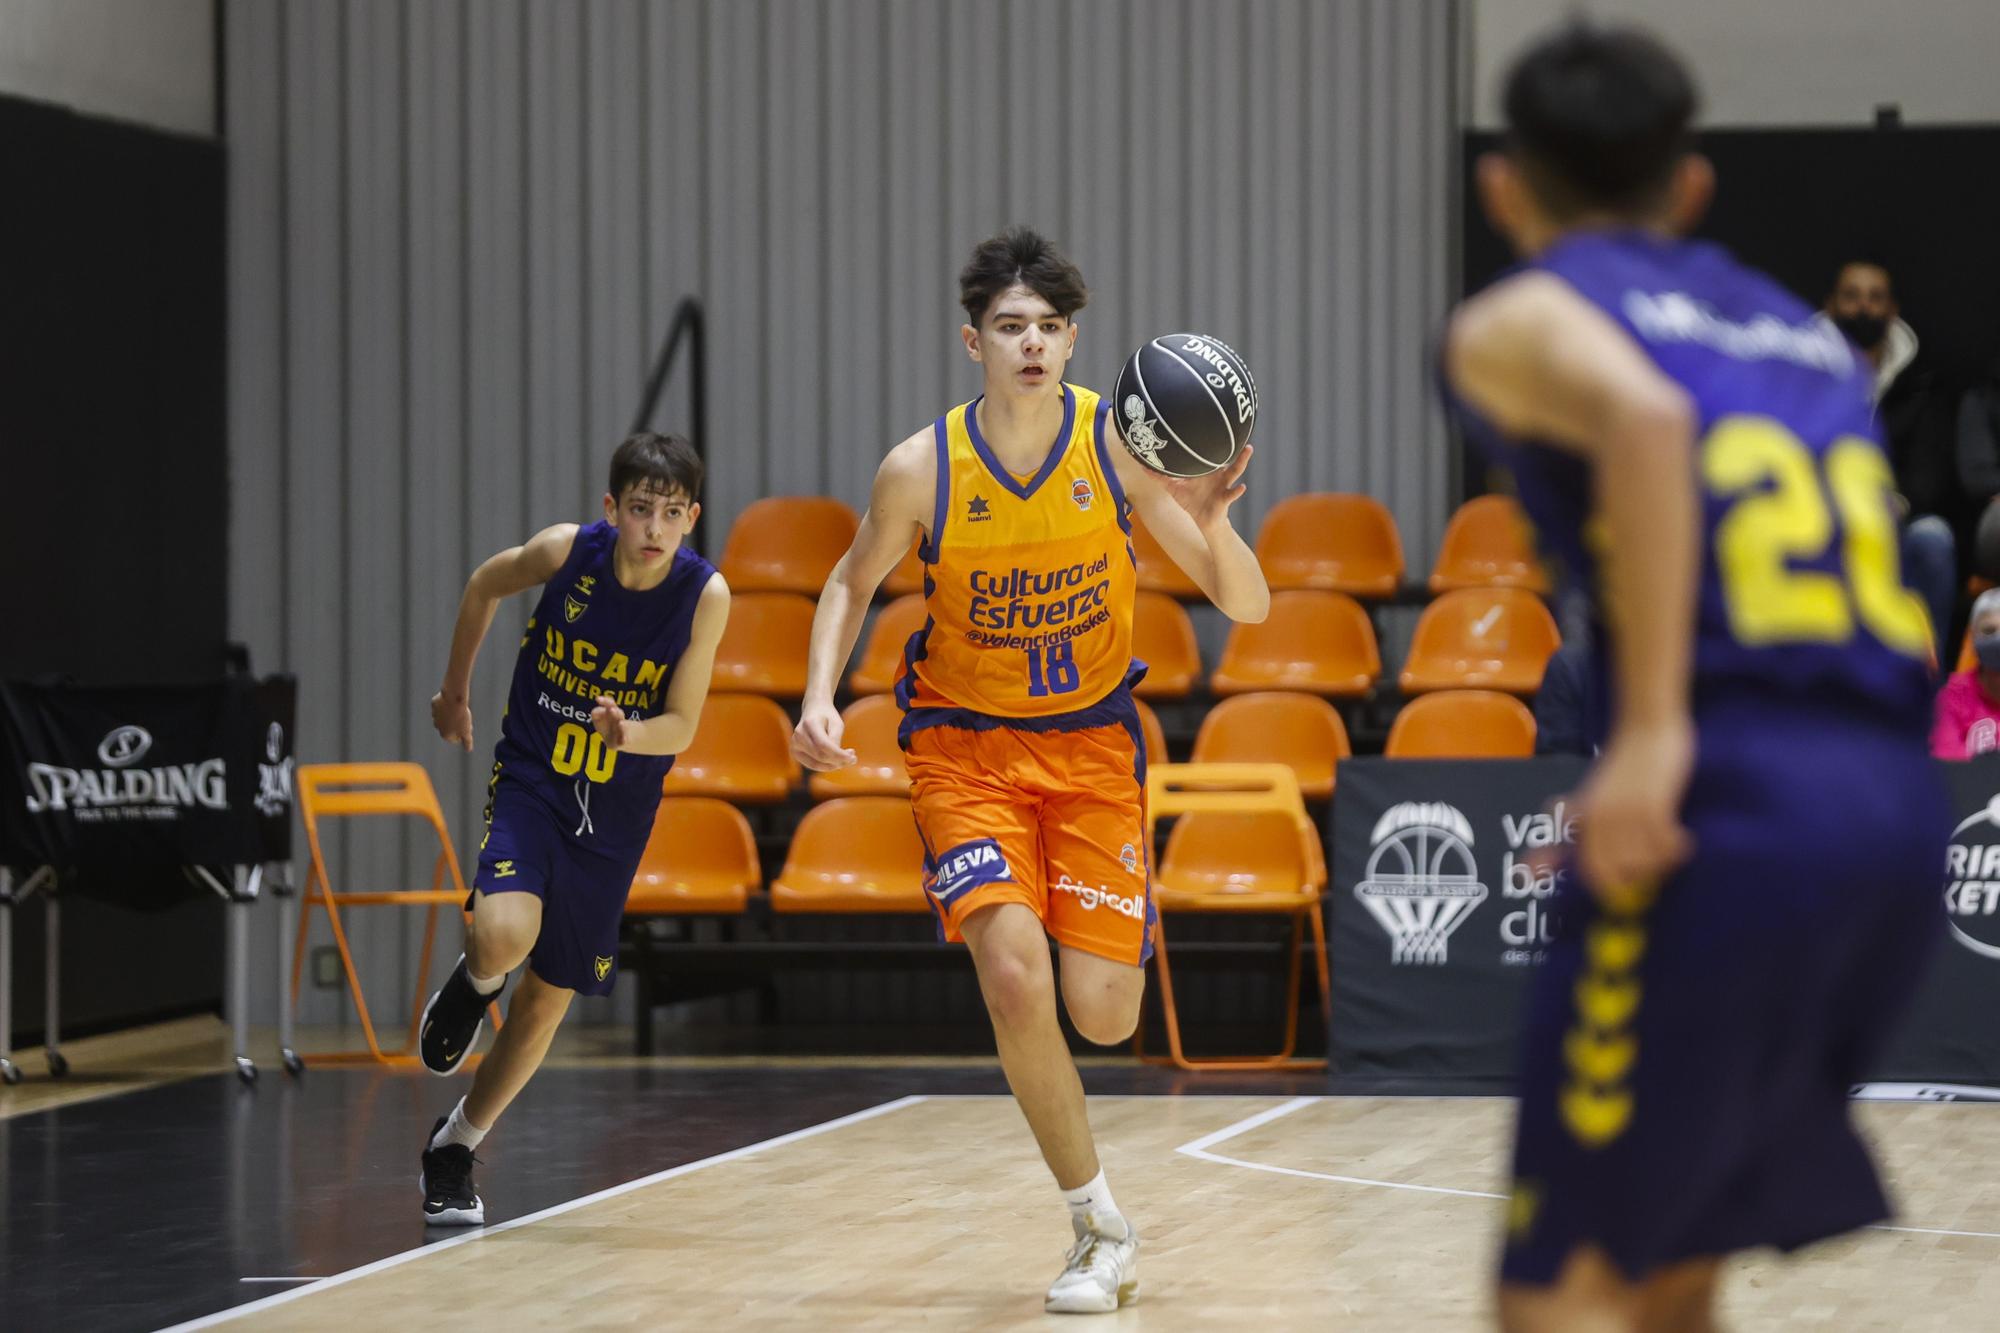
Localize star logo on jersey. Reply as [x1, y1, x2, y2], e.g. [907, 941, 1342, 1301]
[967, 494, 992, 523]
[1072, 477, 1094, 510]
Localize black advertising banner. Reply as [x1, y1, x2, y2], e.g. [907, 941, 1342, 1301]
[1875, 754, 2000, 1084]
[1330, 756, 1589, 1078]
[0, 677, 296, 906]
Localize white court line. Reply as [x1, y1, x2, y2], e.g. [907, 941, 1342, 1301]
[237, 1278, 323, 1284]
[1175, 1096, 2000, 1236]
[157, 1094, 929, 1332]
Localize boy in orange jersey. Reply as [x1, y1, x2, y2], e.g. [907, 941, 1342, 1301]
[793, 227, 1269, 1313]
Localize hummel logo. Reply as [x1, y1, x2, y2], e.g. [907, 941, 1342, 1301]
[967, 495, 992, 522]
[493, 860, 516, 879]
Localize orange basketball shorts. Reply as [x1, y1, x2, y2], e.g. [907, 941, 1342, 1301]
[903, 715, 1155, 966]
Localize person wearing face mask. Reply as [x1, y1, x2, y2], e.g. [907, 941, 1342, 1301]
[1815, 258, 1959, 659]
[1931, 588, 2000, 759]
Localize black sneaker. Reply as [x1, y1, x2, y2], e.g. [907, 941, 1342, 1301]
[420, 1116, 485, 1226]
[419, 955, 499, 1075]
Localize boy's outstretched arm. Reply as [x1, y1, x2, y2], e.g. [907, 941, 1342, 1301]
[590, 573, 731, 756]
[431, 523, 578, 751]
[1110, 438, 1270, 624]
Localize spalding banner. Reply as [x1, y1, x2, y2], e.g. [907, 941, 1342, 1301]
[0, 677, 295, 906]
[1330, 756, 1588, 1079]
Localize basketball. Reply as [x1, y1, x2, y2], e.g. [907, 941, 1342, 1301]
[1111, 333, 1259, 478]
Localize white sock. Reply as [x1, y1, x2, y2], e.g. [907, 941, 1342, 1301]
[430, 1097, 489, 1152]
[1062, 1170, 1129, 1240]
[467, 967, 505, 996]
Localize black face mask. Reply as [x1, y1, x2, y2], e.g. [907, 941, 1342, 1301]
[1834, 312, 1890, 351]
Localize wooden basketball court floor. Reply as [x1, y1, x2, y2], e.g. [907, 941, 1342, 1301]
[143, 1087, 2000, 1328]
[7, 1033, 2000, 1330]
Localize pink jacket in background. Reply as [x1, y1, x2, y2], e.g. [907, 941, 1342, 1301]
[1931, 671, 2000, 759]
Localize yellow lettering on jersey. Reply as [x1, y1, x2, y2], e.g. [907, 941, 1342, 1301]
[544, 627, 566, 659]
[572, 638, 599, 673]
[635, 659, 665, 689]
[602, 653, 629, 683]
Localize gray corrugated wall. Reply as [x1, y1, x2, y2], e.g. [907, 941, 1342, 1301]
[227, 0, 1459, 1027]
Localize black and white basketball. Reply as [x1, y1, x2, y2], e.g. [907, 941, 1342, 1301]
[1111, 333, 1259, 478]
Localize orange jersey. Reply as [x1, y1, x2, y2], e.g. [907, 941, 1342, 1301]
[901, 384, 1137, 717]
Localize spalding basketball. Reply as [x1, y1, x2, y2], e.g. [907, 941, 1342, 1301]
[1112, 333, 1258, 477]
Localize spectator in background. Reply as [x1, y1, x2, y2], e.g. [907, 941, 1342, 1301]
[1956, 352, 2000, 583]
[1932, 588, 2000, 759]
[1815, 258, 1959, 653]
[1533, 639, 1598, 757]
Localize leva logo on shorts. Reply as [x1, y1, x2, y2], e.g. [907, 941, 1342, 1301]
[930, 838, 1011, 906]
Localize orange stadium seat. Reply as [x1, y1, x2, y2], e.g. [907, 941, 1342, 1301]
[1429, 495, 1551, 594]
[710, 592, 816, 696]
[717, 496, 859, 595]
[291, 763, 499, 1068]
[1131, 515, 1203, 598]
[881, 540, 926, 598]
[1210, 590, 1380, 698]
[1385, 689, 1538, 758]
[808, 694, 911, 799]
[1191, 692, 1351, 799]
[625, 798, 761, 915]
[1138, 763, 1329, 1072]
[849, 593, 928, 695]
[1132, 590, 1203, 699]
[1134, 697, 1167, 767]
[1399, 588, 1560, 696]
[1255, 493, 1405, 598]
[770, 796, 929, 913]
[661, 694, 799, 802]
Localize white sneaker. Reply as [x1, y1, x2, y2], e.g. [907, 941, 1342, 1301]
[1044, 1219, 1139, 1314]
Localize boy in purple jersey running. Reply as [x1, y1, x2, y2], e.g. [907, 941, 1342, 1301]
[414, 433, 729, 1225]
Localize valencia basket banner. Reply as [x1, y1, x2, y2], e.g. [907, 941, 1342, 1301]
[0, 677, 296, 906]
[1330, 756, 1587, 1079]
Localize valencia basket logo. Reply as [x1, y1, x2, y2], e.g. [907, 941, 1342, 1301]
[1356, 802, 1490, 965]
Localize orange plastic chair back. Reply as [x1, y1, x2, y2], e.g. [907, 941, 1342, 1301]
[1191, 692, 1350, 799]
[625, 797, 761, 914]
[1399, 588, 1560, 695]
[661, 694, 800, 802]
[1430, 495, 1550, 594]
[1385, 689, 1538, 758]
[1210, 590, 1380, 697]
[1255, 493, 1405, 598]
[718, 496, 859, 595]
[849, 593, 928, 695]
[711, 592, 816, 696]
[1146, 764, 1321, 906]
[1132, 591, 1202, 698]
[808, 694, 911, 799]
[882, 540, 926, 598]
[770, 796, 929, 912]
[1131, 515, 1202, 598]
[1134, 698, 1167, 768]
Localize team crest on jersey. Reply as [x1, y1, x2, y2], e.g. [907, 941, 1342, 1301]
[594, 955, 614, 982]
[1072, 477, 1094, 510]
[1119, 842, 1139, 874]
[565, 575, 596, 623]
